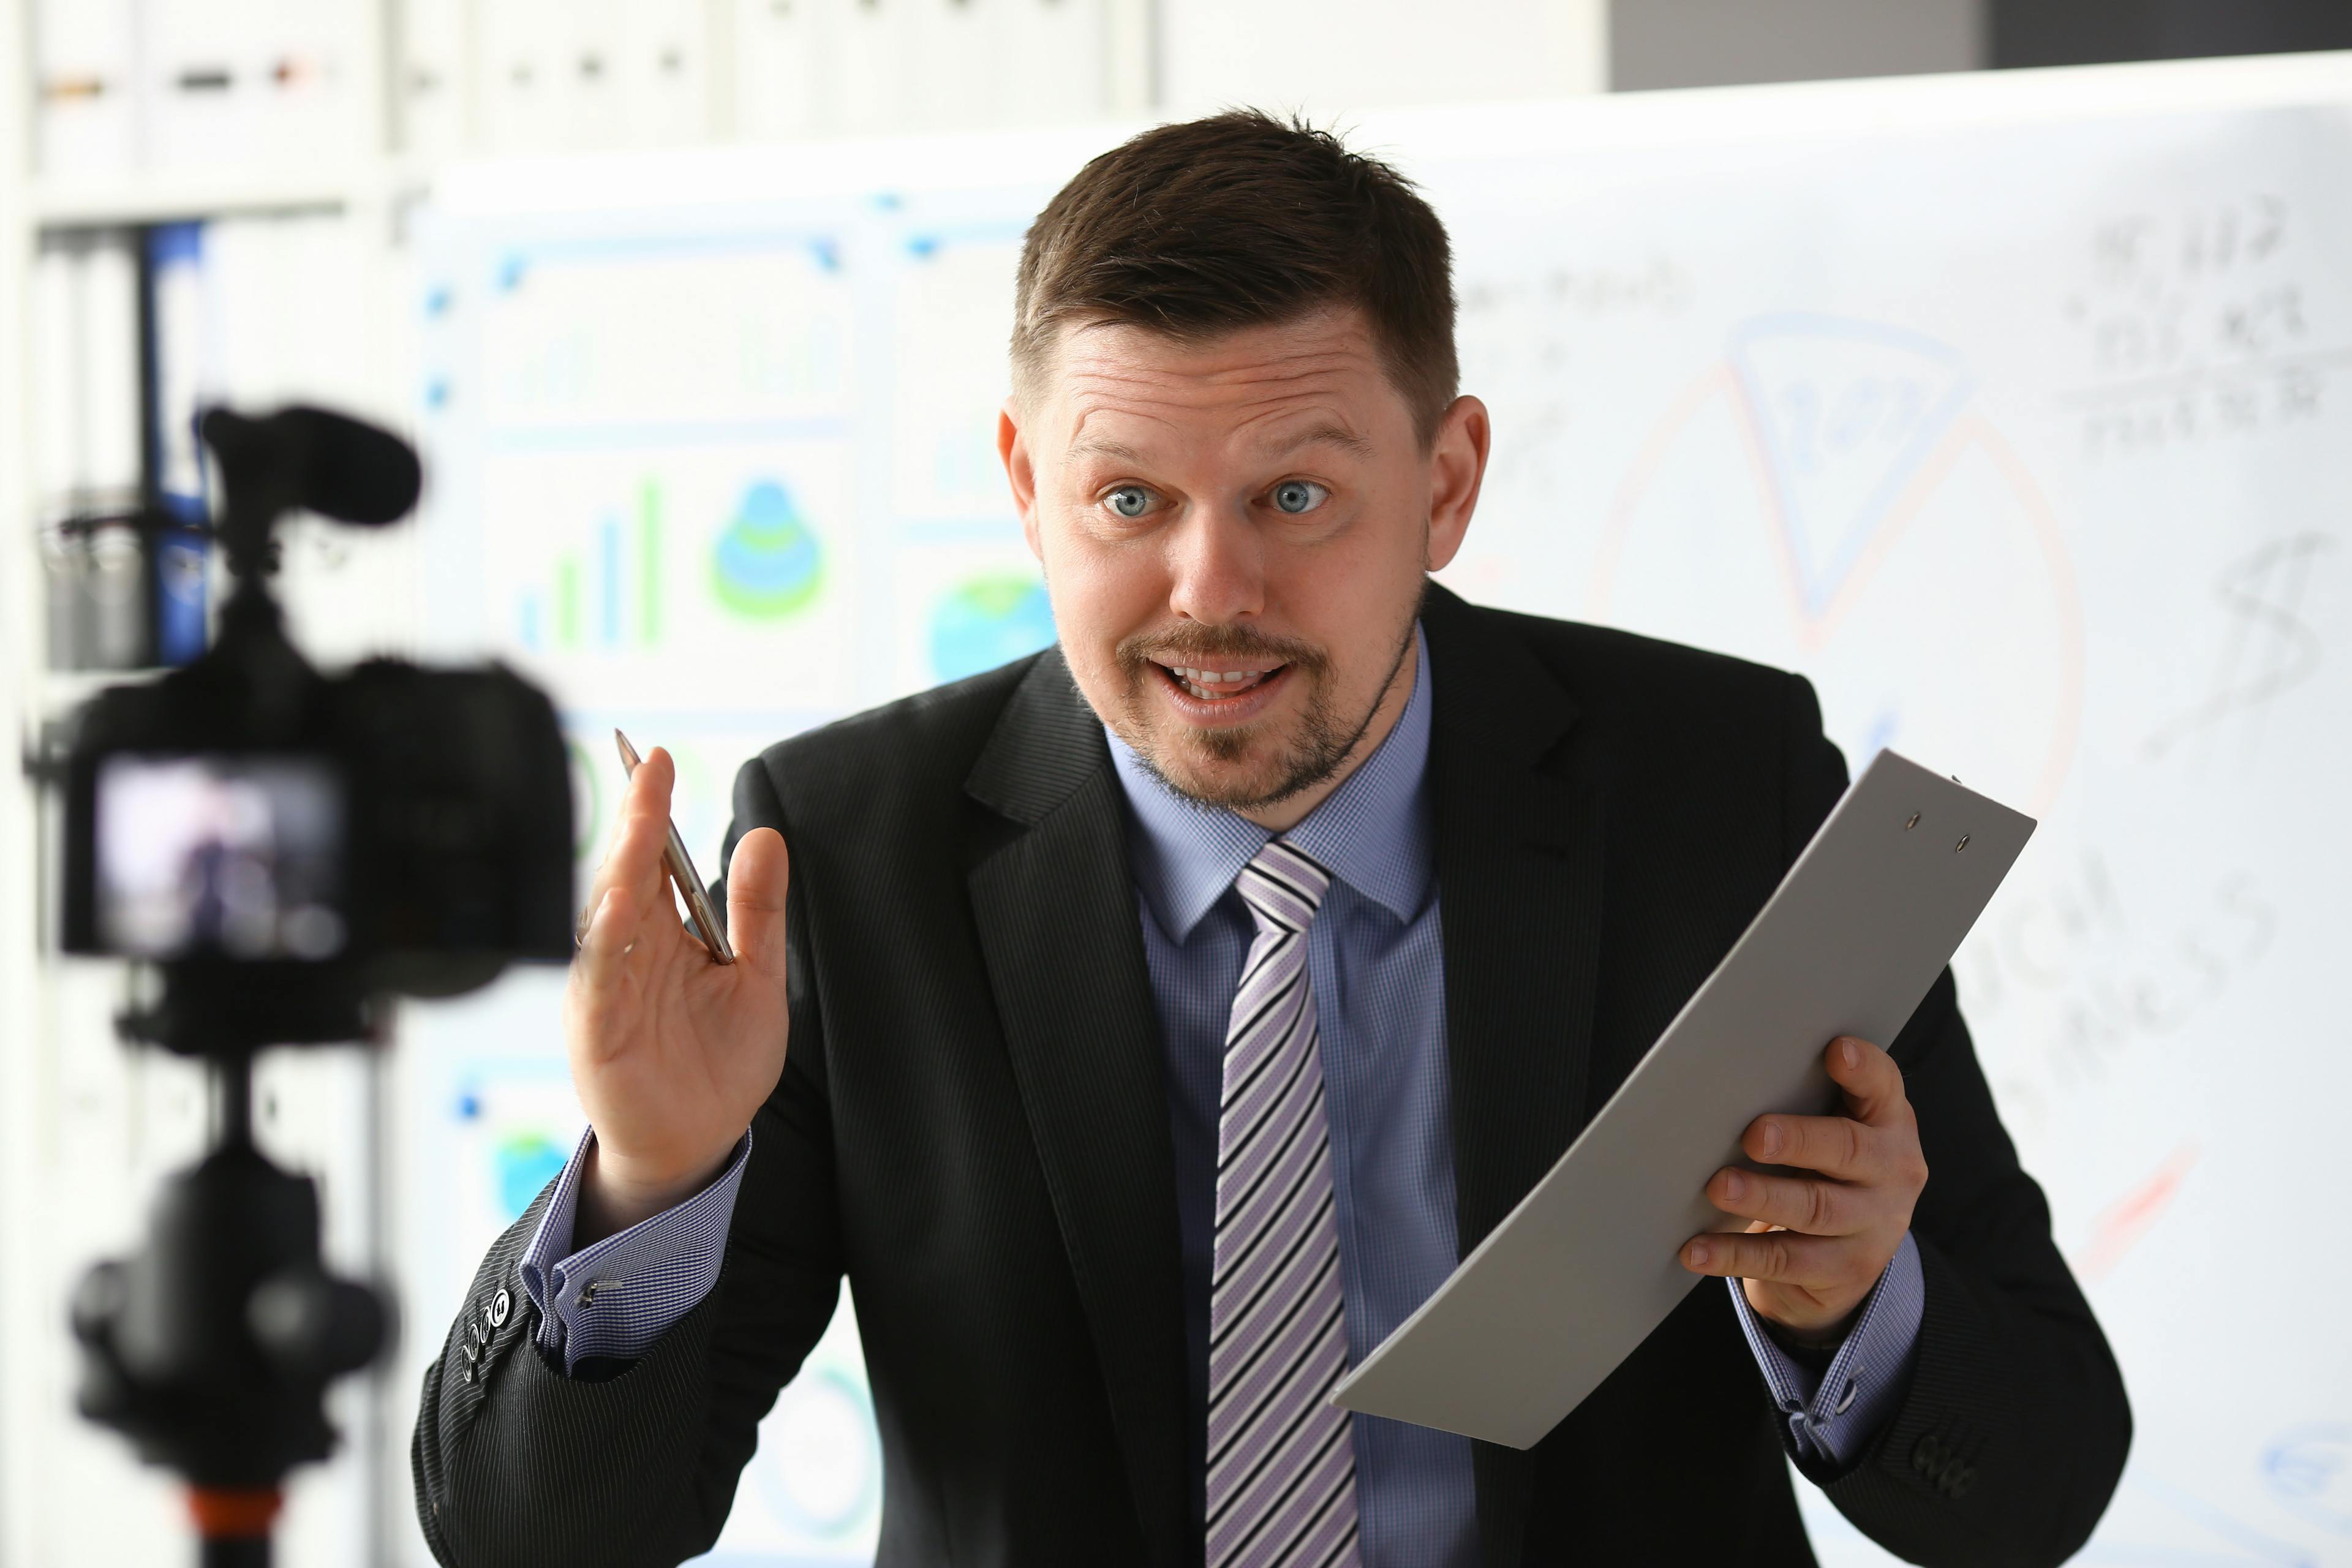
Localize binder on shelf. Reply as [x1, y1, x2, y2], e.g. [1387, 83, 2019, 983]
[32, 232, 146, 671]
[148, 222, 209, 518]
[31, 0, 140, 178]
[731, 0, 826, 143]
[396, 0, 472, 159]
[78, 233, 146, 511]
[31, 244, 83, 506]
[621, 0, 715, 147]
[1001, 0, 1109, 127]
[910, 0, 995, 133]
[145, 222, 213, 666]
[140, 0, 263, 173]
[479, 0, 568, 154]
[833, 0, 910, 136]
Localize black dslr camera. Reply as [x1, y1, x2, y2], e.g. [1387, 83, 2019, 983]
[44, 405, 573, 1566]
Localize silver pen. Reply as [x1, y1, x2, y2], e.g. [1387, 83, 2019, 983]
[576, 729, 736, 964]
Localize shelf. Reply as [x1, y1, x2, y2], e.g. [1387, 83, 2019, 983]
[25, 162, 416, 228]
[29, 665, 151, 716]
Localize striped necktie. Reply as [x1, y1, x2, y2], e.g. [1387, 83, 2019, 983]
[1207, 840, 1360, 1568]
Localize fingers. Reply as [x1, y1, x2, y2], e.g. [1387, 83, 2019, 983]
[1679, 1227, 1872, 1288]
[1740, 1039, 1910, 1182]
[1823, 1035, 1908, 1127]
[579, 750, 685, 943]
[583, 747, 678, 907]
[1706, 1166, 1864, 1235]
[1743, 1107, 1880, 1183]
[725, 827, 791, 980]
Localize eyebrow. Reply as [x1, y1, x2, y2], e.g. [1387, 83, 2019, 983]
[1272, 420, 1375, 458]
[1067, 435, 1145, 462]
[1065, 421, 1374, 464]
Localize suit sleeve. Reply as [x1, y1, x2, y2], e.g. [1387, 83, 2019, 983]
[411, 754, 848, 1567]
[1779, 674, 2132, 1567]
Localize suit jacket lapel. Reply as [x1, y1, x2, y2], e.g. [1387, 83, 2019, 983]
[1422, 586, 1609, 1565]
[965, 650, 1191, 1563]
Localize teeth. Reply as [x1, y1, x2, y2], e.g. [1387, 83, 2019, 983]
[1171, 668, 1270, 700]
[1169, 665, 1276, 701]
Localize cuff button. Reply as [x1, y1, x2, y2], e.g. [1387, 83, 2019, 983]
[489, 1287, 512, 1327]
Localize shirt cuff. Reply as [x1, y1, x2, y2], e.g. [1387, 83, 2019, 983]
[516, 1125, 754, 1373]
[1727, 1230, 1924, 1474]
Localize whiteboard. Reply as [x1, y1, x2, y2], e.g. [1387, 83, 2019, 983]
[1401, 64, 2352, 1568]
[407, 53, 2352, 1567]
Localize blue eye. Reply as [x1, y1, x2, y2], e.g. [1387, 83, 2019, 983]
[1107, 486, 1152, 519]
[1272, 480, 1326, 514]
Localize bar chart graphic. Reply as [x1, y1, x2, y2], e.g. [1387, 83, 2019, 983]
[517, 477, 667, 651]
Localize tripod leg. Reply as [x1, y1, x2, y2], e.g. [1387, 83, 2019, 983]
[189, 1487, 277, 1568]
[198, 1534, 270, 1568]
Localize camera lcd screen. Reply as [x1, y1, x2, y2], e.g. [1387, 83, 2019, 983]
[95, 755, 347, 960]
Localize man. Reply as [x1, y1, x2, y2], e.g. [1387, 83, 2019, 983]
[413, 112, 2128, 1567]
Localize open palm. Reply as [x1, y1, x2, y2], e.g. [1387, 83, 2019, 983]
[561, 747, 792, 1237]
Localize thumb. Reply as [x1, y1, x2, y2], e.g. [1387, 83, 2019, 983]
[725, 826, 791, 982]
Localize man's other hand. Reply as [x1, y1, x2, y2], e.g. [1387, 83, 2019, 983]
[1679, 1036, 1928, 1343]
[564, 747, 794, 1246]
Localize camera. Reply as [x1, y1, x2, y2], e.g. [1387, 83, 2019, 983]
[56, 405, 576, 1053]
[40, 404, 574, 1565]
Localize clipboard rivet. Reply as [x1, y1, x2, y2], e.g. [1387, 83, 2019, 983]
[1904, 813, 1921, 830]
[1954, 835, 1969, 852]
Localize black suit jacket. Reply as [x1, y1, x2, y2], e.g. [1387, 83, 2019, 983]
[413, 586, 2129, 1567]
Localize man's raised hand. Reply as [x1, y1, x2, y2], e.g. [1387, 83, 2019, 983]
[1678, 1036, 1929, 1343]
[562, 747, 793, 1244]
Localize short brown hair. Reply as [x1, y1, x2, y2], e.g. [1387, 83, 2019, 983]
[1012, 110, 1459, 443]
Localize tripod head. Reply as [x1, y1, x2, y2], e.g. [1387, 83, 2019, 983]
[72, 1054, 388, 1566]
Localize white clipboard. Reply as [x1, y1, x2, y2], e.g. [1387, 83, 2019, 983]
[1329, 750, 2034, 1449]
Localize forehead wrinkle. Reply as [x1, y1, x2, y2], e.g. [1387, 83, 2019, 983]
[1064, 372, 1374, 448]
[1063, 344, 1374, 399]
[1066, 394, 1370, 469]
[1055, 327, 1392, 461]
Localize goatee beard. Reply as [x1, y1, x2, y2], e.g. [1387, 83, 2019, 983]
[1111, 614, 1417, 814]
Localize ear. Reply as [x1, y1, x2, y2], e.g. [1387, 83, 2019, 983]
[1424, 394, 1490, 574]
[999, 397, 1045, 565]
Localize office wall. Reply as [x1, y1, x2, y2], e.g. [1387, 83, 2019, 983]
[1159, 0, 1606, 116]
[1610, 0, 1984, 91]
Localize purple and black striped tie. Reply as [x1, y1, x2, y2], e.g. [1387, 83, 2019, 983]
[1205, 840, 1360, 1568]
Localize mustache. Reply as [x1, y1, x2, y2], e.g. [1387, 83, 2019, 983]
[1114, 624, 1329, 676]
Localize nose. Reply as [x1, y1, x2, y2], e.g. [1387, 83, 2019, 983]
[1164, 502, 1264, 628]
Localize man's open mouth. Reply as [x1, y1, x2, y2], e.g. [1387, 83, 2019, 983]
[1154, 661, 1287, 701]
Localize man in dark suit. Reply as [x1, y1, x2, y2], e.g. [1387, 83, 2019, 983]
[413, 111, 2128, 1567]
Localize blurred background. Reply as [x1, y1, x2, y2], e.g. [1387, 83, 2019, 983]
[4, 2, 2350, 1564]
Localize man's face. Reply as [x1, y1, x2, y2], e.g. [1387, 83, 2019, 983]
[999, 307, 1487, 823]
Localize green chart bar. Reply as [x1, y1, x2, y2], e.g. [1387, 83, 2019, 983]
[639, 478, 663, 646]
[555, 556, 581, 647]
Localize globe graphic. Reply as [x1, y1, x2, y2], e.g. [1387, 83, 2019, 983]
[712, 480, 824, 619]
[930, 574, 1056, 681]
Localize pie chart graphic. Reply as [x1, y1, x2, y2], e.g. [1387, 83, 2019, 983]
[929, 573, 1056, 681]
[1592, 314, 2085, 814]
[712, 480, 824, 619]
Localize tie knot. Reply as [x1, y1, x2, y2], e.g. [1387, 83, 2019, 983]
[1234, 840, 1332, 933]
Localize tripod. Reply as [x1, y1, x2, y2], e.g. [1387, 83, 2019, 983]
[72, 1046, 388, 1567]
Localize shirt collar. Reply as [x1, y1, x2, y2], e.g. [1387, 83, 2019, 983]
[1108, 622, 1434, 940]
